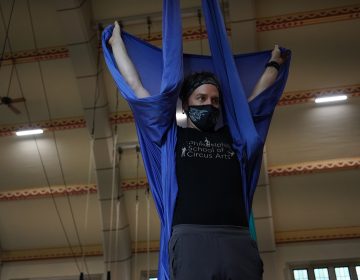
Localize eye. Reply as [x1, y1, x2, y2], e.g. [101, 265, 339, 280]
[197, 95, 206, 102]
[212, 97, 220, 105]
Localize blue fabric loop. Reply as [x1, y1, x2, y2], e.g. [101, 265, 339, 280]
[102, 0, 291, 278]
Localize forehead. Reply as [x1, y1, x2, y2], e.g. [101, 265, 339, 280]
[191, 84, 220, 96]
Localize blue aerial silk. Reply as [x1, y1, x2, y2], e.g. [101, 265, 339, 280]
[102, 0, 291, 279]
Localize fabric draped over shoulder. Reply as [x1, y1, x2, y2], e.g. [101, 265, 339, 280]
[102, 0, 291, 279]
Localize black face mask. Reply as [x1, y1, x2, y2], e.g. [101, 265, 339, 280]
[187, 105, 220, 132]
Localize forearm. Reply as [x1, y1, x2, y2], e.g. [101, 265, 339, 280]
[248, 45, 284, 102]
[110, 22, 150, 98]
[248, 66, 278, 102]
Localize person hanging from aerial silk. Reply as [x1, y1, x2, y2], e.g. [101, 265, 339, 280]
[102, 0, 290, 279]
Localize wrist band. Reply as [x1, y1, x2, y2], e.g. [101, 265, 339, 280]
[265, 61, 280, 71]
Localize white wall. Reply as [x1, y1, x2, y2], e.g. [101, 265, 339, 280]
[0, 253, 160, 280]
[2, 240, 359, 280]
[0, 257, 103, 280]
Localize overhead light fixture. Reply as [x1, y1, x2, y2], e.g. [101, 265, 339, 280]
[315, 95, 348, 104]
[16, 129, 44, 136]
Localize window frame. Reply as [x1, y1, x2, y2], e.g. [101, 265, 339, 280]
[140, 270, 158, 280]
[289, 259, 360, 280]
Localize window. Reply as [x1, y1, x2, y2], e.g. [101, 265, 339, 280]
[294, 269, 309, 280]
[314, 268, 329, 280]
[335, 267, 351, 280]
[291, 261, 359, 280]
[140, 270, 158, 280]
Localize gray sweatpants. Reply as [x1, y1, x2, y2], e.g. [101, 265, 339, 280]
[169, 224, 263, 280]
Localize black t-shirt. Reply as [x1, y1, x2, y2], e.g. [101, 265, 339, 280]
[172, 125, 248, 227]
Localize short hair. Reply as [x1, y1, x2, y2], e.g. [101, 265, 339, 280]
[179, 72, 221, 105]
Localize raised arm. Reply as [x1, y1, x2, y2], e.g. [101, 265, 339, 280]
[108, 21, 150, 98]
[248, 45, 284, 102]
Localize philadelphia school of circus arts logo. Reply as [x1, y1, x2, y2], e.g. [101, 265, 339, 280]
[181, 137, 235, 160]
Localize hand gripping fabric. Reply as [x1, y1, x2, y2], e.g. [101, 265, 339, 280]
[102, 0, 291, 279]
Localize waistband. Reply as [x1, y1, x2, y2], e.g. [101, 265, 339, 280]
[172, 224, 250, 236]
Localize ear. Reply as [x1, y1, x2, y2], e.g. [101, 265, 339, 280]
[182, 102, 189, 113]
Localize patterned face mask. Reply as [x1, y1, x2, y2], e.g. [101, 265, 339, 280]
[187, 105, 220, 132]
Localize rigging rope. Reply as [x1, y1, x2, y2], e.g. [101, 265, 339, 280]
[0, 1, 83, 274]
[147, 16, 152, 41]
[107, 85, 122, 274]
[5, 63, 15, 97]
[145, 17, 153, 277]
[197, 9, 204, 55]
[114, 86, 121, 266]
[83, 138, 94, 275]
[0, 0, 15, 69]
[134, 147, 140, 279]
[84, 139, 94, 238]
[90, 24, 103, 137]
[0, 1, 16, 98]
[115, 196, 121, 269]
[26, 1, 91, 277]
[107, 131, 118, 271]
[146, 187, 151, 279]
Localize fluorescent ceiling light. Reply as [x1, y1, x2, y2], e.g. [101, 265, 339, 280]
[315, 95, 348, 103]
[16, 129, 44, 136]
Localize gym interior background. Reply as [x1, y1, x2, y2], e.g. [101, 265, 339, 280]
[0, 0, 359, 279]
